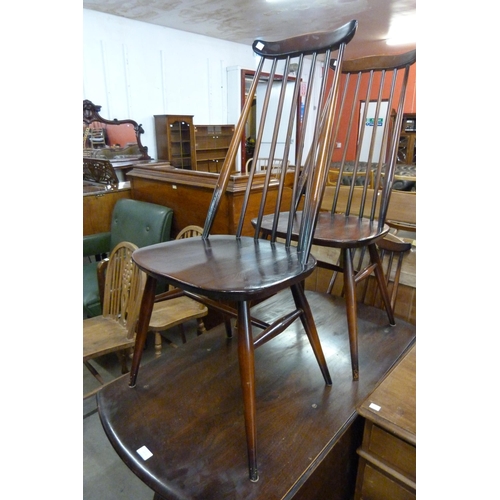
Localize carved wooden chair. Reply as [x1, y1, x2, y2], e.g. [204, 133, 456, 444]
[84, 241, 209, 398]
[150, 225, 207, 353]
[149, 291, 208, 355]
[114, 21, 357, 482]
[175, 225, 204, 240]
[259, 50, 416, 381]
[83, 242, 145, 399]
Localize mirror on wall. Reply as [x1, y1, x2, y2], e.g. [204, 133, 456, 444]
[83, 100, 151, 161]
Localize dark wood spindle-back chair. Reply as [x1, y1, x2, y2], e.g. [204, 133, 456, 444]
[100, 21, 358, 482]
[259, 50, 416, 381]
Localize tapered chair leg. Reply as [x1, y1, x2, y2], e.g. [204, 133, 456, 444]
[368, 243, 396, 326]
[290, 283, 332, 386]
[343, 248, 359, 381]
[224, 315, 233, 338]
[129, 275, 157, 387]
[236, 300, 259, 482]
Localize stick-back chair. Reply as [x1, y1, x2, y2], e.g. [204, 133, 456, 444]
[84, 240, 209, 398]
[116, 20, 357, 482]
[83, 242, 145, 398]
[259, 50, 416, 380]
[175, 224, 205, 240]
[150, 225, 208, 353]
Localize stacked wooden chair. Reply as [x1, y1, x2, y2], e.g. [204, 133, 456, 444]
[83, 238, 208, 399]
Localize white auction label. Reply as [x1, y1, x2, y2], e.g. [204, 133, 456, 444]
[137, 445, 153, 461]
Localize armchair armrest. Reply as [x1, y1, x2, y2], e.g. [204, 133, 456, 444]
[83, 232, 112, 258]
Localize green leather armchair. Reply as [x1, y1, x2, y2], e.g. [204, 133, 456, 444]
[83, 198, 174, 317]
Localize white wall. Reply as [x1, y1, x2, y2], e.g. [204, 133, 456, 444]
[83, 9, 258, 158]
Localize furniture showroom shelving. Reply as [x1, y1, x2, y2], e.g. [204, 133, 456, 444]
[194, 124, 235, 172]
[154, 115, 196, 169]
[154, 115, 235, 172]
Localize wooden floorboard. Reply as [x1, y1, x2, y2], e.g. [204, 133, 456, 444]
[97, 290, 416, 500]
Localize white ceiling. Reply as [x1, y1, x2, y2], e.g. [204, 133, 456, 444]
[83, 0, 416, 59]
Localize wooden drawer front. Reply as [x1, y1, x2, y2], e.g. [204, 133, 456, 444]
[365, 422, 415, 480]
[356, 460, 416, 500]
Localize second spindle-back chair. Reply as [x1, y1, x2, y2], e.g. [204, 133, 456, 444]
[259, 50, 416, 380]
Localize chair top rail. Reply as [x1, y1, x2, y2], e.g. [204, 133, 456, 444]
[332, 49, 417, 73]
[252, 20, 358, 59]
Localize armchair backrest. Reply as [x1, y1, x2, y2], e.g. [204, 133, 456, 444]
[109, 199, 173, 251]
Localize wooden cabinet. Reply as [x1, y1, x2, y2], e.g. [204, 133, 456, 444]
[194, 124, 235, 172]
[354, 344, 416, 499]
[154, 115, 196, 169]
[83, 181, 131, 235]
[397, 113, 416, 164]
[127, 164, 297, 238]
[154, 117, 235, 172]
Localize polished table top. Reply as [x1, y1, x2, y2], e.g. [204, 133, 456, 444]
[97, 290, 416, 499]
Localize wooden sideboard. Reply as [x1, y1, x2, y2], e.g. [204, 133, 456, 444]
[126, 163, 296, 238]
[83, 181, 131, 235]
[354, 344, 416, 499]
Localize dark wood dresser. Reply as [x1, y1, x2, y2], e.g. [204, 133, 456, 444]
[354, 344, 416, 499]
